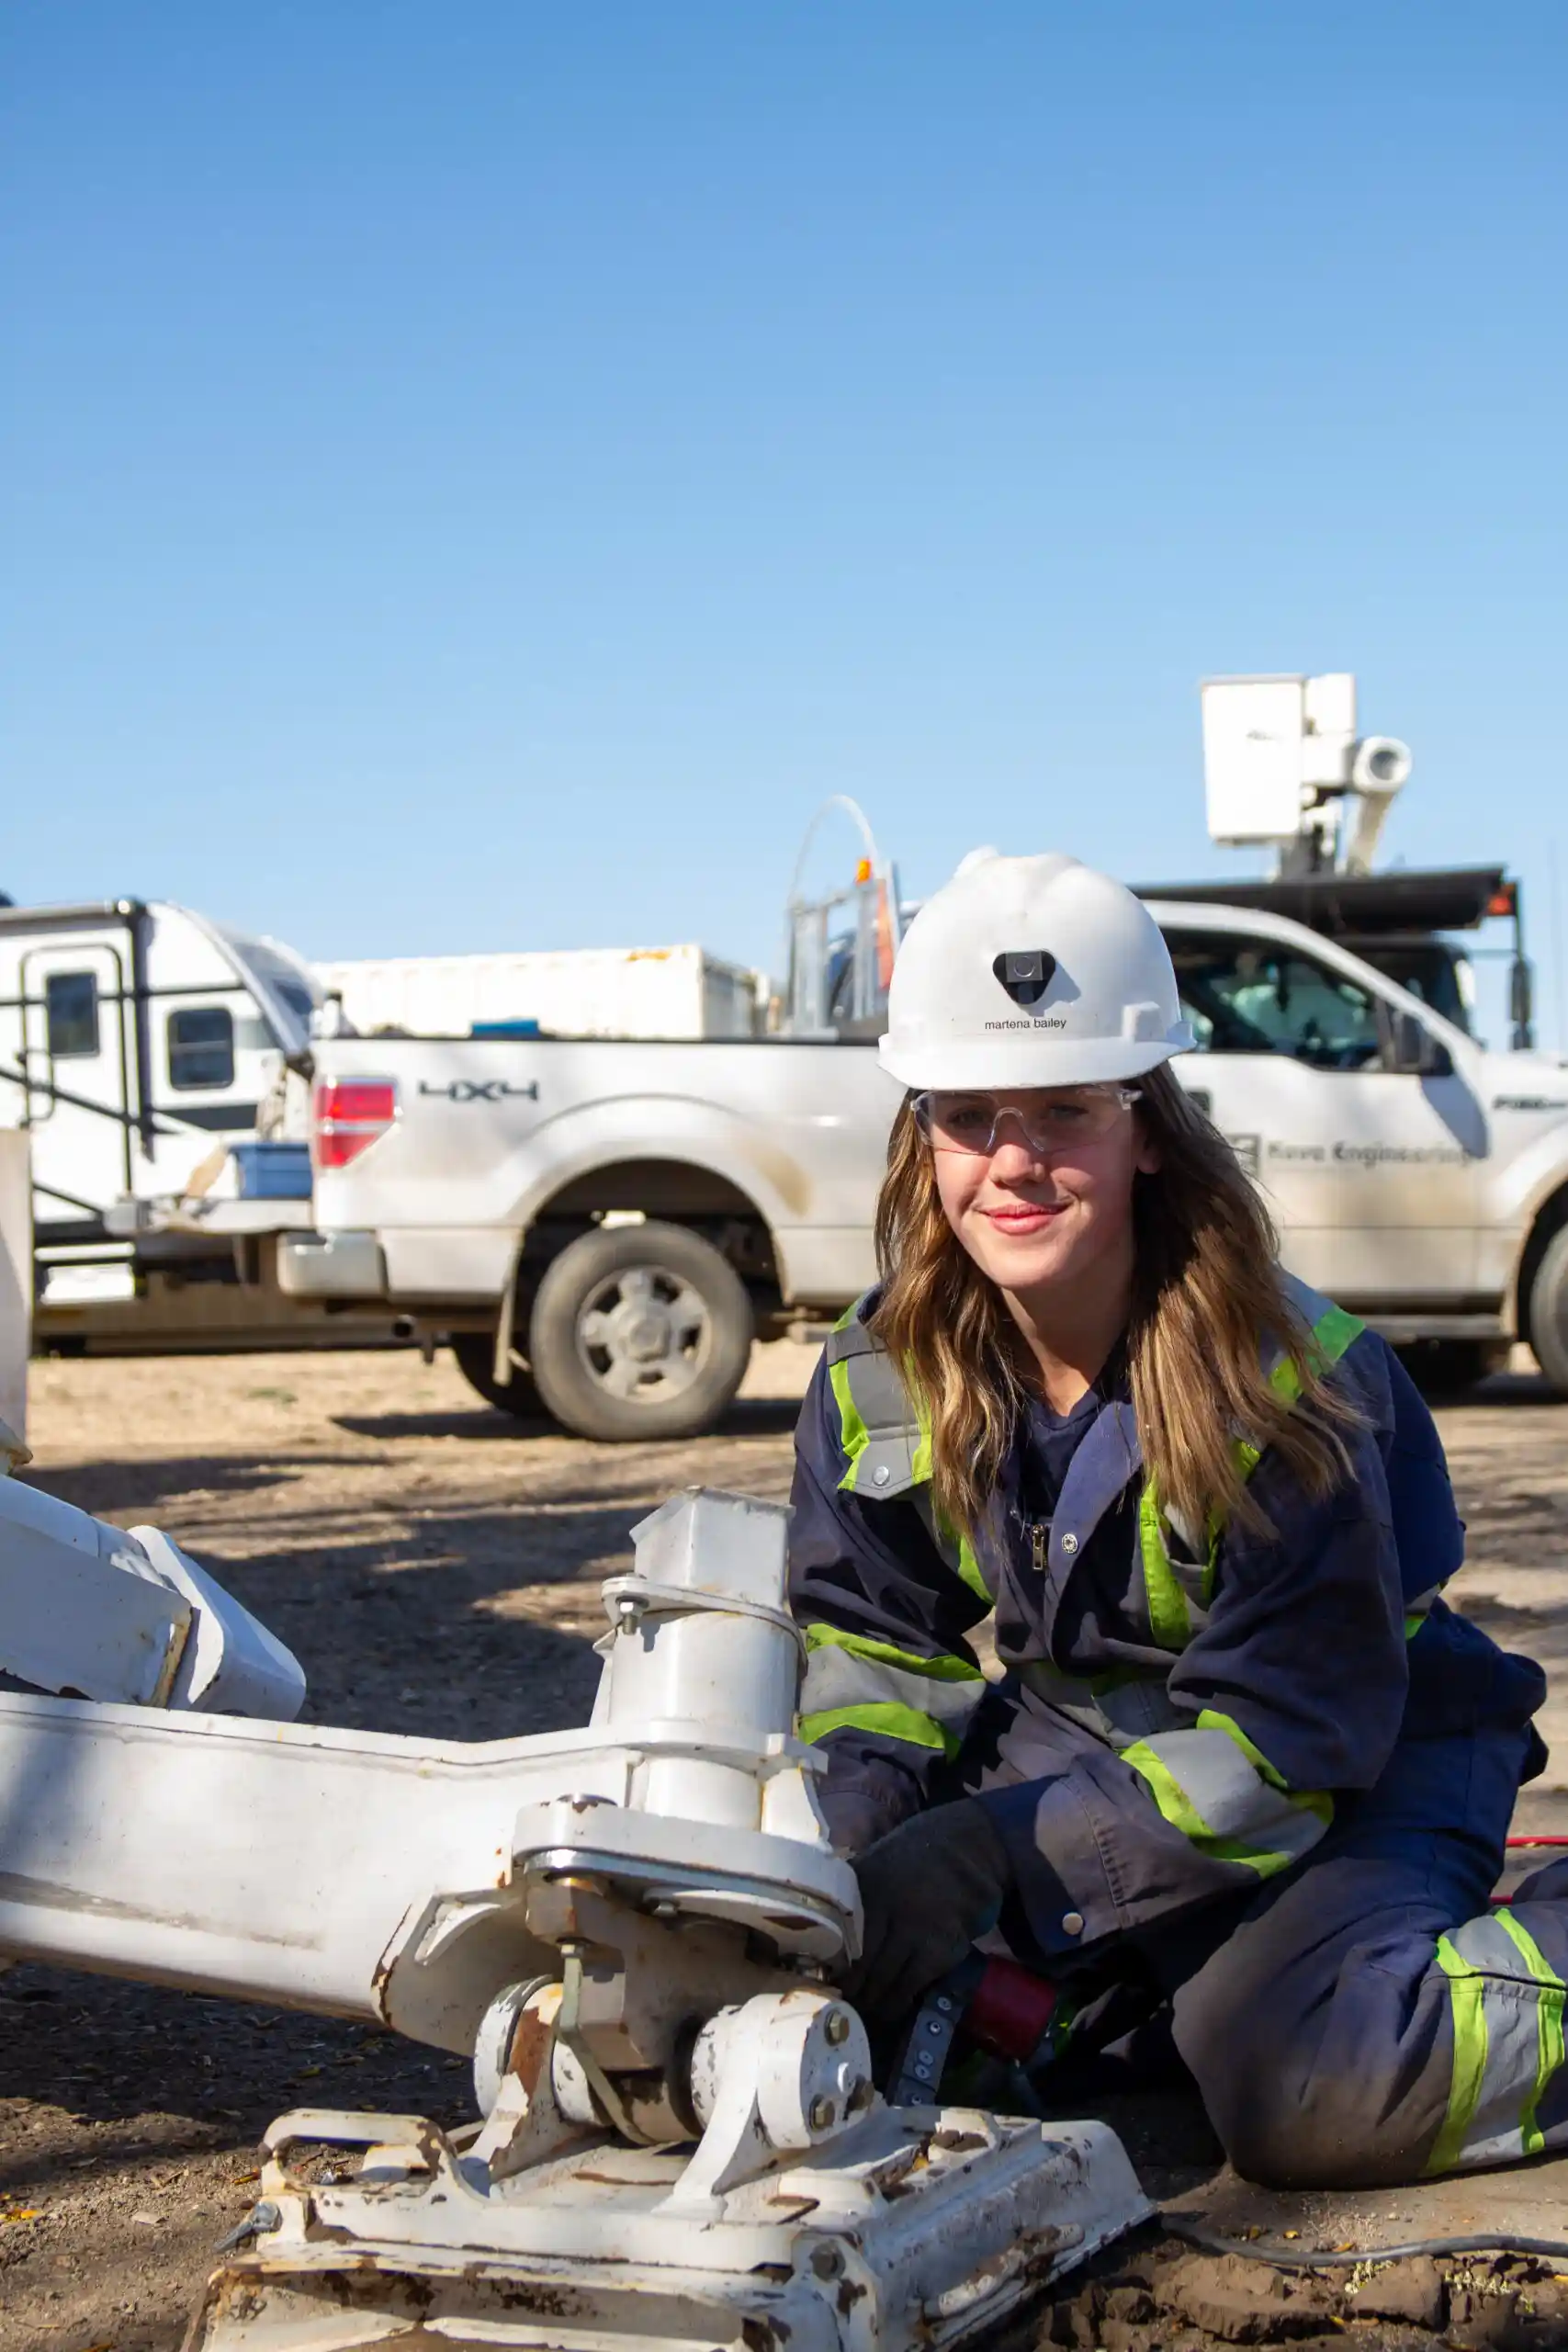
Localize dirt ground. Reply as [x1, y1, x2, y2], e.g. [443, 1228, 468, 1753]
[2, 1342, 1568, 2351]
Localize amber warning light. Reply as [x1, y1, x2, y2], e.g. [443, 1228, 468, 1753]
[1487, 884, 1517, 918]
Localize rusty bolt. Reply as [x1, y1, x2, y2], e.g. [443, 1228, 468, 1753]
[808, 2095, 837, 2131]
[823, 2009, 851, 2046]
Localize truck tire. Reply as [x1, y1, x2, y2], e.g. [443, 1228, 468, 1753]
[1528, 1225, 1568, 1396]
[1393, 1340, 1503, 1401]
[450, 1332, 547, 1422]
[526, 1222, 753, 1442]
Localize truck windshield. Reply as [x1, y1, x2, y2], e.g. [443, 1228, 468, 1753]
[1346, 941, 1472, 1035]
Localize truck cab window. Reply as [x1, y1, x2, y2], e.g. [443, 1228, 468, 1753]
[1168, 933, 1384, 1071]
[168, 1005, 235, 1090]
[45, 971, 100, 1058]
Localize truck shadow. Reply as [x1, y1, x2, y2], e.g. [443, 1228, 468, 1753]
[328, 1395, 803, 1443]
[16, 1451, 381, 1517]
[1442, 1371, 1562, 1410]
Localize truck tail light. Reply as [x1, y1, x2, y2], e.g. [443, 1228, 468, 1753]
[312, 1080, 398, 1171]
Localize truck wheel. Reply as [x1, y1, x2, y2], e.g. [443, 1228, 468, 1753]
[450, 1332, 547, 1421]
[527, 1222, 753, 1442]
[1393, 1340, 1502, 1401]
[1528, 1226, 1568, 1395]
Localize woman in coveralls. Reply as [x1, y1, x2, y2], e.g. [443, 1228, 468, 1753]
[788, 849, 1566, 2189]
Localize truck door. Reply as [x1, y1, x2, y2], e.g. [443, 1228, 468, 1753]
[1165, 928, 1481, 1300]
[17, 940, 133, 1238]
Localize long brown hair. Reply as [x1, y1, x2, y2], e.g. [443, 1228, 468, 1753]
[869, 1065, 1356, 1541]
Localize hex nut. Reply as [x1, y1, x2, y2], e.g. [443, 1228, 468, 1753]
[824, 2009, 851, 2046]
[808, 2095, 837, 2130]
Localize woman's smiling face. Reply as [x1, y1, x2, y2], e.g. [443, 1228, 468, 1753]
[928, 1087, 1160, 1300]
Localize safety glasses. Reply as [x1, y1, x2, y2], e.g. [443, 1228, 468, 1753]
[910, 1084, 1142, 1158]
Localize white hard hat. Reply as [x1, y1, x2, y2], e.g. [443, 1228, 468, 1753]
[880, 850, 1194, 1090]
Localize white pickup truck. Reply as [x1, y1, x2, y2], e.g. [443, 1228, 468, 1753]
[281, 894, 1568, 1440]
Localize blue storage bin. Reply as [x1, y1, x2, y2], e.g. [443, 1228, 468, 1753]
[232, 1141, 314, 1199]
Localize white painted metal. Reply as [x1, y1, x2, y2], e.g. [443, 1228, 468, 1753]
[0, 1480, 1150, 2346]
[193, 2108, 1151, 2352]
[0, 1129, 28, 1439]
[0, 1489, 852, 2037]
[129, 1484, 1146, 2352]
[0, 1469, 304, 1718]
[1202, 673, 1309, 845]
[1201, 669, 1413, 877]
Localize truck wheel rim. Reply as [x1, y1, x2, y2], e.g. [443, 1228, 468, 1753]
[575, 1265, 712, 1404]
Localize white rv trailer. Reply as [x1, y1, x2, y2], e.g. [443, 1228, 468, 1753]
[0, 898, 408, 1351]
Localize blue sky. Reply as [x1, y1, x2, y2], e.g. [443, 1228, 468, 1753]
[5, 5, 1565, 1044]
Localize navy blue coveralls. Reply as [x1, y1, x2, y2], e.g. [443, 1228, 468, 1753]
[788, 1277, 1568, 2188]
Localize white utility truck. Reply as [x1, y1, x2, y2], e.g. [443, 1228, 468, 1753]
[288, 895, 1568, 1438]
[270, 682, 1568, 1438]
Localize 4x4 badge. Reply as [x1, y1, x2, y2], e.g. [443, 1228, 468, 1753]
[417, 1079, 539, 1104]
[992, 950, 1057, 1007]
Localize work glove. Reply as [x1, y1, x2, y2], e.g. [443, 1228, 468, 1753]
[842, 1797, 1011, 2027]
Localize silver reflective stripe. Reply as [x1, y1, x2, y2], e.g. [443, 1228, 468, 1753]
[798, 1645, 987, 1733]
[1018, 1659, 1185, 1750]
[829, 1317, 929, 1499]
[1441, 1915, 1565, 2166]
[853, 1427, 923, 1494]
[1127, 1727, 1329, 1865]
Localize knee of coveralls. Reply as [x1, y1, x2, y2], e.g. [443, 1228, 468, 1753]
[1172, 1730, 1527, 2190]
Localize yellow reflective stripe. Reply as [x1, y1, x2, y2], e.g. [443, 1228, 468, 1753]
[803, 1623, 983, 1682]
[1195, 1707, 1287, 1792]
[909, 1379, 934, 1486]
[1311, 1303, 1366, 1363]
[1193, 1708, 1334, 1835]
[1268, 1302, 1366, 1401]
[1165, 1295, 1366, 1618]
[1122, 1738, 1207, 1840]
[931, 1498, 991, 1603]
[797, 1701, 958, 1758]
[1405, 1612, 1428, 1641]
[1495, 1908, 1568, 2158]
[1138, 1485, 1191, 1650]
[829, 1352, 870, 1492]
[1428, 1934, 1491, 2176]
[954, 1531, 989, 1603]
[1122, 1736, 1330, 1877]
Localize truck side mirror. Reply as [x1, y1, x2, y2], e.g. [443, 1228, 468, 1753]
[1510, 956, 1535, 1050]
[1382, 1004, 1452, 1079]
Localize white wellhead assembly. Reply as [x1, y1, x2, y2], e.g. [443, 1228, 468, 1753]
[0, 1470, 1149, 2352]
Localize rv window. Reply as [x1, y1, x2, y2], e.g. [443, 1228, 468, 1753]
[168, 1005, 235, 1091]
[45, 971, 100, 1058]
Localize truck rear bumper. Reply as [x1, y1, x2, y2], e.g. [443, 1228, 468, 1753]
[276, 1231, 388, 1300]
